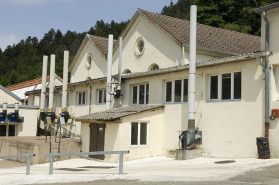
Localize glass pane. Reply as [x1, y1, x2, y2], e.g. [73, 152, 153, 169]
[183, 79, 188, 102]
[140, 123, 147, 145]
[234, 72, 241, 99]
[82, 92, 86, 104]
[222, 73, 231, 100]
[99, 90, 103, 103]
[174, 80, 182, 102]
[8, 125, 15, 136]
[139, 84, 145, 104]
[146, 84, 149, 104]
[131, 122, 138, 145]
[0, 125, 6, 136]
[99, 128, 104, 136]
[133, 86, 137, 104]
[166, 81, 172, 102]
[78, 93, 82, 105]
[210, 76, 218, 99]
[104, 90, 106, 103]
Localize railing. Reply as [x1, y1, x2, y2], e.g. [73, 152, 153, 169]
[45, 150, 129, 175]
[0, 154, 35, 175]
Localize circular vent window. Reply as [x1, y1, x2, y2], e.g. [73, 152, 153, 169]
[86, 54, 92, 69]
[135, 37, 145, 56]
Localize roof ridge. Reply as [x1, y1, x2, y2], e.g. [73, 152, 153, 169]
[88, 34, 117, 41]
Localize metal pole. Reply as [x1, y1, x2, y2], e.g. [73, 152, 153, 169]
[49, 155, 53, 175]
[26, 155, 30, 175]
[119, 153, 123, 174]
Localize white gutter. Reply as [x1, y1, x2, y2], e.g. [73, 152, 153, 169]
[40, 56, 48, 110]
[62, 51, 69, 110]
[188, 5, 197, 128]
[106, 35, 113, 110]
[49, 54, 55, 110]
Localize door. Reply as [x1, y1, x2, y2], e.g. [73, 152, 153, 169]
[89, 123, 106, 160]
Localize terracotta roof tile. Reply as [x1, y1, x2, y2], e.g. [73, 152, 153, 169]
[88, 35, 117, 57]
[5, 76, 50, 91]
[138, 9, 261, 55]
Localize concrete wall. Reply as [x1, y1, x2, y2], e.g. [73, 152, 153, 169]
[0, 89, 21, 105]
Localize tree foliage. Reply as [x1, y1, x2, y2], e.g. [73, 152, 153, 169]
[161, 0, 279, 35]
[0, 20, 128, 87]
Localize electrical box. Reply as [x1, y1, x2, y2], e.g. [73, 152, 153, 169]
[271, 109, 279, 117]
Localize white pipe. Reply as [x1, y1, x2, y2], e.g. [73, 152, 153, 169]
[3, 101, 7, 111]
[188, 5, 197, 122]
[62, 51, 69, 109]
[106, 34, 113, 110]
[49, 54, 55, 110]
[15, 102, 19, 111]
[40, 56, 48, 110]
[117, 37, 122, 90]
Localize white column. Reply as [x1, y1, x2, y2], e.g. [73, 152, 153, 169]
[106, 35, 113, 110]
[62, 51, 69, 109]
[49, 55, 55, 110]
[40, 56, 48, 110]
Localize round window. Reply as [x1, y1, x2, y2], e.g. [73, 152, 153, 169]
[85, 54, 92, 69]
[135, 37, 145, 56]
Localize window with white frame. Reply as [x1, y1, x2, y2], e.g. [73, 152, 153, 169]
[132, 84, 149, 105]
[165, 79, 188, 103]
[209, 71, 241, 101]
[130, 122, 148, 146]
[77, 92, 87, 105]
[98, 89, 106, 104]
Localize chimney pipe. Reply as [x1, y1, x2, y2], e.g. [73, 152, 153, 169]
[40, 56, 48, 111]
[106, 34, 113, 110]
[62, 51, 69, 112]
[48, 54, 55, 111]
[188, 5, 197, 129]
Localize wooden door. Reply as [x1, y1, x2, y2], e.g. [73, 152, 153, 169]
[89, 123, 105, 160]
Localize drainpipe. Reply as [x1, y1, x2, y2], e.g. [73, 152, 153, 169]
[263, 10, 270, 137]
[62, 51, 69, 112]
[182, 46, 185, 65]
[40, 56, 48, 121]
[188, 5, 197, 129]
[106, 34, 113, 110]
[115, 37, 123, 98]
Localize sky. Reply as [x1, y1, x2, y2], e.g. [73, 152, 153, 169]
[0, 0, 178, 51]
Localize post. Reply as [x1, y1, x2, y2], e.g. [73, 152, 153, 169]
[119, 153, 123, 174]
[106, 34, 113, 110]
[26, 155, 30, 175]
[49, 155, 53, 175]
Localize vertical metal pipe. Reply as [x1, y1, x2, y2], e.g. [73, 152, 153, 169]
[15, 102, 19, 111]
[49, 55, 55, 110]
[49, 155, 53, 175]
[106, 35, 113, 110]
[119, 153, 123, 174]
[26, 155, 30, 175]
[263, 10, 269, 137]
[62, 51, 69, 110]
[188, 5, 197, 128]
[117, 37, 122, 89]
[40, 56, 48, 110]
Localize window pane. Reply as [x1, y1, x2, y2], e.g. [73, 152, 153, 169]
[82, 92, 86, 104]
[234, 72, 241, 99]
[139, 84, 145, 104]
[78, 93, 82, 105]
[174, 80, 182, 102]
[222, 73, 231, 100]
[104, 90, 106, 103]
[146, 84, 149, 104]
[183, 79, 188, 102]
[133, 86, 137, 104]
[166, 81, 172, 102]
[99, 90, 103, 103]
[210, 76, 218, 99]
[140, 123, 147, 145]
[131, 122, 138, 145]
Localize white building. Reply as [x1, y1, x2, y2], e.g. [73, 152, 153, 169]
[26, 3, 279, 162]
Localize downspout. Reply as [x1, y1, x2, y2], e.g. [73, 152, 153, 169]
[115, 37, 123, 98]
[106, 34, 114, 110]
[182, 46, 185, 65]
[263, 10, 270, 137]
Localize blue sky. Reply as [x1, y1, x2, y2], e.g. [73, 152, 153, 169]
[0, 0, 178, 51]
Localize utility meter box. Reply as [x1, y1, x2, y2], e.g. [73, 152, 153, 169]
[8, 112, 17, 122]
[271, 109, 279, 117]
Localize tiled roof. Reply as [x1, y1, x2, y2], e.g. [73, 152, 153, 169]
[255, 2, 279, 13]
[0, 85, 23, 101]
[6, 76, 50, 91]
[88, 35, 117, 57]
[75, 105, 164, 121]
[137, 9, 261, 55]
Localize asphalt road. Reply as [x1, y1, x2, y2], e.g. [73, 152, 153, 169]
[37, 163, 279, 185]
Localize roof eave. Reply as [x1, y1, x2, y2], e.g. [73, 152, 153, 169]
[255, 2, 279, 13]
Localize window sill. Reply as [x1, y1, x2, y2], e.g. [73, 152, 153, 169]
[131, 104, 148, 106]
[165, 102, 188, 105]
[130, 145, 149, 148]
[207, 99, 241, 103]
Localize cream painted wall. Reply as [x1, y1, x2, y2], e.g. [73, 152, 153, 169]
[71, 40, 107, 83]
[0, 89, 21, 105]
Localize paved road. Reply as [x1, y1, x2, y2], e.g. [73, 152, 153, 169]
[38, 163, 279, 185]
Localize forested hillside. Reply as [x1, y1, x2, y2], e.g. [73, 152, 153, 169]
[0, 0, 278, 87]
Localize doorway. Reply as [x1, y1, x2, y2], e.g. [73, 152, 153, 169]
[89, 123, 106, 160]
